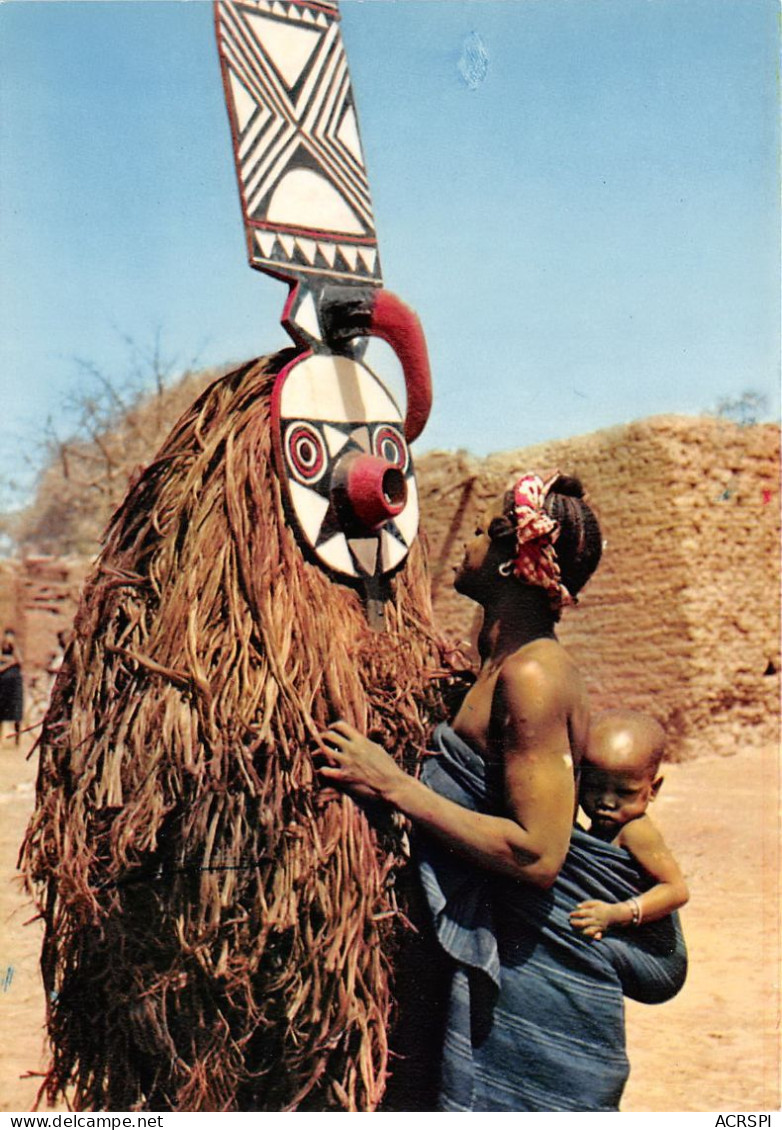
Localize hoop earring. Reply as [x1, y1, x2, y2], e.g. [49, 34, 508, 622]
[498, 560, 514, 577]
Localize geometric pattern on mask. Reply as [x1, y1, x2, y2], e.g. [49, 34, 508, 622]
[216, 0, 383, 287]
[282, 418, 418, 579]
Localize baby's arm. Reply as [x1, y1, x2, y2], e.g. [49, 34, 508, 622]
[617, 813, 689, 923]
[569, 815, 689, 939]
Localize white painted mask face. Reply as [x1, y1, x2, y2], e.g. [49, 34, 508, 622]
[272, 352, 419, 580]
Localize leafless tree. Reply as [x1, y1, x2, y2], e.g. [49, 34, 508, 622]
[12, 331, 229, 557]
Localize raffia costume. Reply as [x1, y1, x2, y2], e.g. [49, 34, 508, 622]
[22, 353, 446, 1111]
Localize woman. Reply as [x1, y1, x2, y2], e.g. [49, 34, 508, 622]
[0, 627, 24, 746]
[321, 471, 598, 888]
[321, 472, 686, 1112]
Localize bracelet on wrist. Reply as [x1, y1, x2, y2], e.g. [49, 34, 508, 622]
[627, 896, 643, 926]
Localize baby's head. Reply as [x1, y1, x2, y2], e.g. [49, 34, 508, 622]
[580, 710, 665, 835]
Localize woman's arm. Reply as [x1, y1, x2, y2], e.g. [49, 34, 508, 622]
[319, 657, 576, 889]
[492, 653, 577, 885]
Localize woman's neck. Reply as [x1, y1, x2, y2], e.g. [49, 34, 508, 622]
[476, 585, 557, 665]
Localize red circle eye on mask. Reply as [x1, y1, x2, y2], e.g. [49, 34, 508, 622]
[373, 425, 409, 475]
[285, 423, 327, 484]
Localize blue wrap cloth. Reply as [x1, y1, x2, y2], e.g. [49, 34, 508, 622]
[417, 724, 687, 1112]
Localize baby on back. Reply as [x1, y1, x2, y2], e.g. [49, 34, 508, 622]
[570, 710, 690, 940]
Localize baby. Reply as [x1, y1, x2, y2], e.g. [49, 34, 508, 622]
[570, 709, 689, 939]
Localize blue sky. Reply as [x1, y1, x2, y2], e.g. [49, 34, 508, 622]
[1, 0, 778, 503]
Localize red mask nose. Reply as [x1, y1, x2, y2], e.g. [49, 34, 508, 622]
[333, 452, 407, 531]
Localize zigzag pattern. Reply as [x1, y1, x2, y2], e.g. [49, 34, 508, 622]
[216, 0, 382, 285]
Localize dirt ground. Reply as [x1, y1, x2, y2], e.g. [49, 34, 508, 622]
[1, 726, 779, 1114]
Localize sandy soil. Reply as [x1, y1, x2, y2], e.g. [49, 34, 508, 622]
[1, 727, 779, 1114]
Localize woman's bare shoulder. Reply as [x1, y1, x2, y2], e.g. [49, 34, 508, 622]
[501, 638, 581, 686]
[499, 641, 589, 763]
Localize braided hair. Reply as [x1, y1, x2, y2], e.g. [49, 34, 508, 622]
[542, 474, 602, 599]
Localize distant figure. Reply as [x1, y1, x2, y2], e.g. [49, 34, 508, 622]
[0, 627, 24, 746]
[570, 710, 690, 940]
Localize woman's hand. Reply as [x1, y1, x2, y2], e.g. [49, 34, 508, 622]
[317, 720, 406, 802]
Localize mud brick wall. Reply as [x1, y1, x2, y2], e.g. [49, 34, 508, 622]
[416, 416, 780, 760]
[0, 556, 90, 722]
[17, 556, 89, 671]
[0, 562, 23, 645]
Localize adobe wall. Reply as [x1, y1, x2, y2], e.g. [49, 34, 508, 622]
[0, 555, 90, 724]
[416, 416, 780, 760]
[0, 561, 21, 636]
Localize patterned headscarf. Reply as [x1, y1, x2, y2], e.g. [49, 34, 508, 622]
[506, 471, 574, 612]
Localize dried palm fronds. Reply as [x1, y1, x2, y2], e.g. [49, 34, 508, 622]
[21, 352, 447, 1112]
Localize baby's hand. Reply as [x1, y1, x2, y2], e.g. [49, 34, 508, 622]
[569, 899, 614, 940]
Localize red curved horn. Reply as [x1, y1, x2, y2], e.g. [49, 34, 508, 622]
[369, 290, 433, 443]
